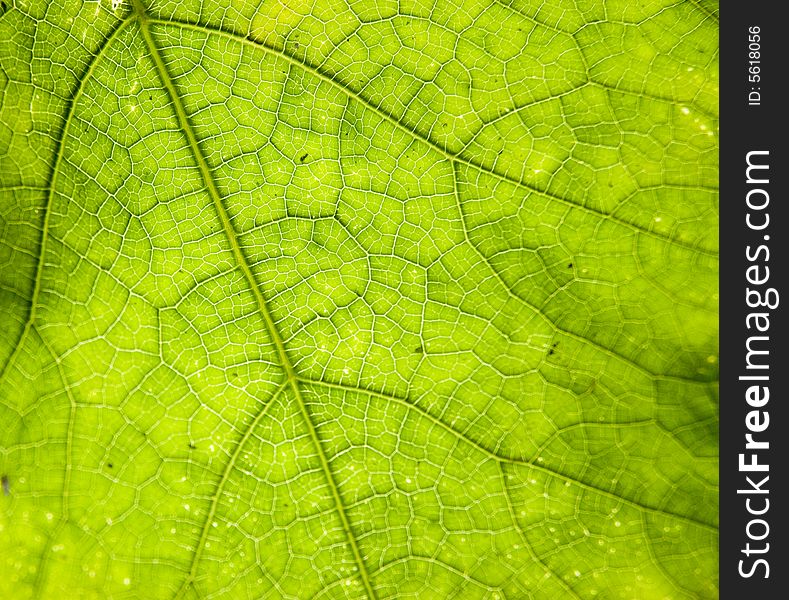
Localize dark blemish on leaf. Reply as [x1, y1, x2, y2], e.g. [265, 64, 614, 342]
[107, 463, 114, 469]
[548, 349, 554, 356]
[2, 475, 9, 496]
[567, 263, 573, 269]
[414, 345, 424, 354]
[189, 442, 196, 450]
[299, 152, 308, 163]
[232, 371, 239, 378]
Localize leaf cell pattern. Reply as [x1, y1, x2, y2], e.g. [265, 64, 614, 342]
[0, 0, 718, 599]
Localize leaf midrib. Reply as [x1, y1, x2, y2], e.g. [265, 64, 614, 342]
[131, 1, 378, 598]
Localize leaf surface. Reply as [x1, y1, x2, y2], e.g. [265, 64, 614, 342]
[0, 0, 718, 598]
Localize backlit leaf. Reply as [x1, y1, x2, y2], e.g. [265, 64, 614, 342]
[0, 0, 718, 598]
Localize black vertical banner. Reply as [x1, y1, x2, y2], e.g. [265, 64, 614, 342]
[720, 2, 786, 598]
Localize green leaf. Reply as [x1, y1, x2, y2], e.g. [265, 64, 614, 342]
[0, 0, 718, 598]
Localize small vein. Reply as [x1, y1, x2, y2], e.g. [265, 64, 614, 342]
[593, 81, 719, 123]
[500, 463, 583, 600]
[371, 555, 495, 593]
[686, 0, 719, 23]
[639, 511, 706, 597]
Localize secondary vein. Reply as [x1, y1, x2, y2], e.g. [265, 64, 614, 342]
[150, 17, 718, 259]
[0, 16, 135, 383]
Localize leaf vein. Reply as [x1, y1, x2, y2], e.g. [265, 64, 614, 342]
[147, 17, 718, 258]
[132, 2, 378, 596]
[0, 16, 136, 383]
[305, 378, 718, 532]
